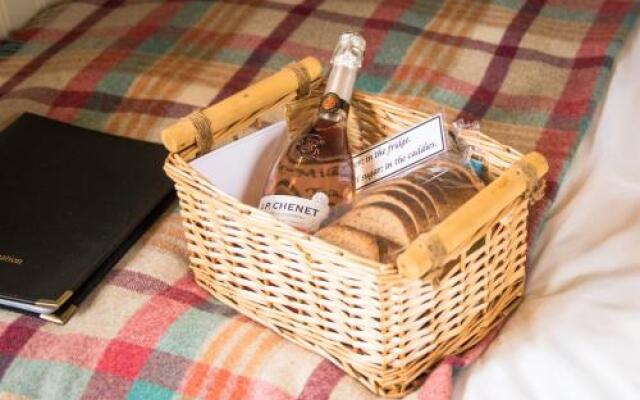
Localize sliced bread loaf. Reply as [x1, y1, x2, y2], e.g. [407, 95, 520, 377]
[340, 201, 417, 246]
[316, 225, 380, 261]
[426, 170, 479, 212]
[392, 181, 440, 225]
[378, 236, 402, 264]
[427, 159, 484, 190]
[368, 179, 434, 223]
[408, 173, 460, 221]
[356, 188, 427, 233]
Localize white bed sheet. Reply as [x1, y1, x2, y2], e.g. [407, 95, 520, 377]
[452, 24, 640, 400]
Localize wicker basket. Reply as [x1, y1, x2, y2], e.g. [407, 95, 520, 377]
[164, 77, 547, 397]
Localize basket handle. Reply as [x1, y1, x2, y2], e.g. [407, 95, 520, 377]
[161, 56, 323, 155]
[396, 152, 549, 280]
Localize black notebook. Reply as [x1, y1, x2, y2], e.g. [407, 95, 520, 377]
[0, 113, 174, 323]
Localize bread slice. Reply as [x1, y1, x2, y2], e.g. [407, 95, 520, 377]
[368, 180, 433, 223]
[416, 160, 485, 193]
[426, 169, 480, 211]
[412, 169, 482, 222]
[316, 225, 380, 261]
[356, 188, 427, 233]
[316, 224, 405, 264]
[409, 173, 461, 222]
[340, 202, 417, 246]
[427, 159, 484, 190]
[392, 181, 439, 226]
[378, 236, 402, 264]
[407, 174, 445, 202]
[366, 178, 444, 229]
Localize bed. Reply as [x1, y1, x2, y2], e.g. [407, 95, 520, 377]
[0, 1, 638, 399]
[453, 23, 640, 400]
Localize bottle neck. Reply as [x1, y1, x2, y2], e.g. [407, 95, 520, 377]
[324, 64, 358, 103]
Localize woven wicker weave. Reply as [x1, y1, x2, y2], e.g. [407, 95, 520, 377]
[164, 81, 545, 397]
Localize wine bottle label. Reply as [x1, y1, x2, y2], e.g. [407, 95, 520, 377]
[259, 192, 330, 232]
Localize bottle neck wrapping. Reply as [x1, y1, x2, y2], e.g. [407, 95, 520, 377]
[324, 64, 358, 103]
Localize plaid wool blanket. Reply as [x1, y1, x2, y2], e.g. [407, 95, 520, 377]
[0, 1, 637, 399]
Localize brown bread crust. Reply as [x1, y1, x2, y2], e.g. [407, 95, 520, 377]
[340, 201, 417, 246]
[356, 188, 428, 233]
[316, 225, 380, 261]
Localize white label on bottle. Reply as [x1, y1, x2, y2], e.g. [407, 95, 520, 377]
[352, 114, 446, 190]
[259, 192, 330, 232]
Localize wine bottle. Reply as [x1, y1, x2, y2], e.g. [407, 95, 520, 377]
[259, 32, 366, 233]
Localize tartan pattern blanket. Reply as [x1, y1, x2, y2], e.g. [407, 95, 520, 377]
[0, 1, 637, 399]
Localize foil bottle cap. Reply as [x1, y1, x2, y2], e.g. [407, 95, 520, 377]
[330, 32, 366, 69]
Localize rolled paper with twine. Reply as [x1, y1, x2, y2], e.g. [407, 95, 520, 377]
[397, 152, 549, 281]
[161, 56, 323, 155]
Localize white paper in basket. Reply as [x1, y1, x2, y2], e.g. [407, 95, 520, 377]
[189, 121, 288, 207]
